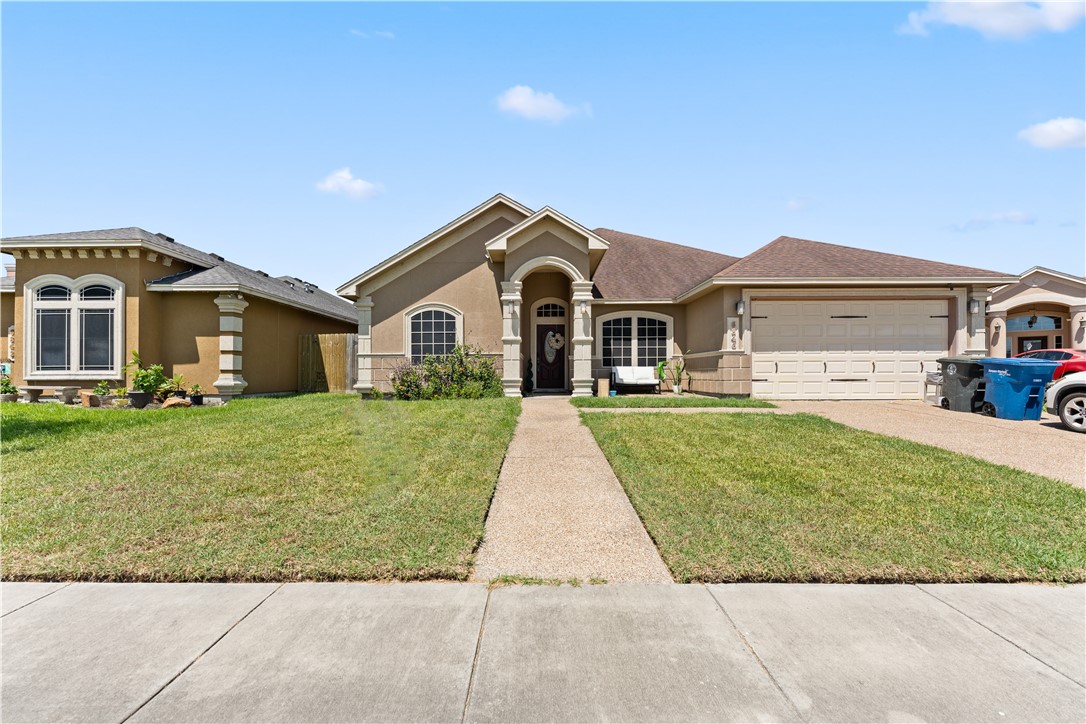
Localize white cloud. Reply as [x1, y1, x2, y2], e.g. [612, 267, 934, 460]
[316, 168, 382, 199]
[1018, 117, 1086, 149]
[953, 210, 1036, 232]
[497, 85, 579, 123]
[900, 1, 1085, 39]
[350, 28, 394, 40]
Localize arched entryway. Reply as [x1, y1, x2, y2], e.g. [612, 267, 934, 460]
[986, 268, 1086, 357]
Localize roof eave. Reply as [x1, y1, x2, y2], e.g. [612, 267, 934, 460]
[2, 238, 211, 269]
[706, 275, 1019, 287]
[146, 282, 357, 324]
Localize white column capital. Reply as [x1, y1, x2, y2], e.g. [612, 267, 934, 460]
[214, 293, 249, 315]
[354, 296, 374, 311]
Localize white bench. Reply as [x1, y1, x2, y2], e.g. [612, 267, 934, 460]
[611, 366, 662, 392]
[20, 386, 80, 404]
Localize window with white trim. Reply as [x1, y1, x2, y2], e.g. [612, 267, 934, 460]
[26, 276, 123, 376]
[600, 314, 671, 367]
[408, 307, 460, 363]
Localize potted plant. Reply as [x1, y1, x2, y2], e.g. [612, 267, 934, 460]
[111, 387, 129, 408]
[662, 357, 690, 395]
[125, 351, 166, 409]
[160, 373, 187, 400]
[189, 384, 204, 406]
[80, 379, 113, 407]
[0, 375, 19, 403]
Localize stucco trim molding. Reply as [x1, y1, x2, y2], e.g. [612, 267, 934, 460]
[509, 256, 585, 284]
[402, 303, 465, 362]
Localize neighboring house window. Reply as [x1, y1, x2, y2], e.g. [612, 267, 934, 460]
[25, 275, 123, 377]
[599, 313, 672, 367]
[407, 305, 462, 363]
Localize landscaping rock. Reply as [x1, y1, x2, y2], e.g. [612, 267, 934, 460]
[162, 397, 192, 409]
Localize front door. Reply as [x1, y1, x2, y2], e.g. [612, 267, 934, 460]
[1018, 336, 1047, 354]
[536, 324, 566, 390]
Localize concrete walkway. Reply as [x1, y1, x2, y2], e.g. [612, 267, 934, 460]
[776, 400, 1086, 488]
[472, 396, 671, 583]
[2, 581, 1083, 723]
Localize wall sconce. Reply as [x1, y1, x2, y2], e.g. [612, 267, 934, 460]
[993, 320, 1002, 331]
[1080, 318, 1086, 330]
[735, 300, 746, 315]
[968, 299, 980, 315]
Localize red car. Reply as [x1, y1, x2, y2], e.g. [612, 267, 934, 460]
[1013, 348, 1086, 380]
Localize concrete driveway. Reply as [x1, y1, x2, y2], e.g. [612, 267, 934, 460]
[777, 400, 1086, 488]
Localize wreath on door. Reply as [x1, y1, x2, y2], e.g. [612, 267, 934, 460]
[544, 331, 565, 363]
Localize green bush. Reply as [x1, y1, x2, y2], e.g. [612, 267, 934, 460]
[126, 351, 168, 396]
[389, 344, 502, 400]
[0, 375, 18, 395]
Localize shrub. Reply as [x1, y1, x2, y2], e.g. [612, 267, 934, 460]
[93, 380, 112, 396]
[126, 351, 168, 396]
[0, 375, 17, 395]
[389, 344, 502, 400]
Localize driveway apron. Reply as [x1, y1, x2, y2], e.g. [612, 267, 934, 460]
[472, 396, 672, 583]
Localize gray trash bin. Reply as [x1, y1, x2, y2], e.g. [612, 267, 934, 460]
[937, 357, 986, 413]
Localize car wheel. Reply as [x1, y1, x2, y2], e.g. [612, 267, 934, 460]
[1058, 392, 1086, 433]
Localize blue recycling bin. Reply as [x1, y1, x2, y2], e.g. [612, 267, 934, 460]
[979, 358, 1059, 421]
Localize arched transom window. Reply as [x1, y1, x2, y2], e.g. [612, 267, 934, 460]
[598, 313, 672, 367]
[25, 275, 124, 377]
[407, 305, 462, 363]
[537, 303, 565, 318]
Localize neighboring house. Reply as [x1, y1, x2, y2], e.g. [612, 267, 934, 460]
[0, 228, 356, 397]
[337, 194, 1016, 400]
[985, 267, 1086, 357]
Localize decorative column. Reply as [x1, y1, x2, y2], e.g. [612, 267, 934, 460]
[500, 281, 523, 397]
[353, 296, 374, 395]
[1071, 305, 1086, 351]
[987, 311, 1008, 358]
[964, 289, 989, 355]
[570, 280, 595, 397]
[213, 293, 248, 398]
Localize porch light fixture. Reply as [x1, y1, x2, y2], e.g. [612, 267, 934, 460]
[993, 320, 1002, 331]
[968, 299, 980, 315]
[1028, 315, 1038, 328]
[735, 300, 745, 315]
[1080, 318, 1086, 330]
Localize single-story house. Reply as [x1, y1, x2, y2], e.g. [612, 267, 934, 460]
[337, 194, 1018, 400]
[0, 228, 356, 398]
[985, 267, 1086, 357]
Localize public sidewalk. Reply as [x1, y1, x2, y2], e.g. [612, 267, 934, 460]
[2, 581, 1083, 723]
[472, 395, 672, 583]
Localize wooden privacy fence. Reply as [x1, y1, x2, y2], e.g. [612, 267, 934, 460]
[299, 334, 357, 393]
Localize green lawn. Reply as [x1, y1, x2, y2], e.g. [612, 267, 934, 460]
[1, 395, 519, 582]
[570, 395, 774, 409]
[583, 412, 1086, 583]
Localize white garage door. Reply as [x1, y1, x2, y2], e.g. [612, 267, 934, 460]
[751, 299, 948, 400]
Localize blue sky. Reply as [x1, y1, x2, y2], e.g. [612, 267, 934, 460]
[3, 2, 1084, 292]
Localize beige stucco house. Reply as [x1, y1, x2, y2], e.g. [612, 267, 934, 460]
[0, 228, 356, 397]
[337, 194, 1017, 400]
[985, 267, 1086, 357]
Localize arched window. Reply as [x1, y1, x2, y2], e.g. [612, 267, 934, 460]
[597, 312, 673, 367]
[537, 303, 565, 318]
[406, 305, 462, 363]
[25, 275, 124, 377]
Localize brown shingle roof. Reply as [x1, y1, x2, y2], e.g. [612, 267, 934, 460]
[591, 228, 740, 299]
[715, 236, 1010, 279]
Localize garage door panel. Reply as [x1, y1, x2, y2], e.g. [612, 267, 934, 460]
[751, 298, 948, 400]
